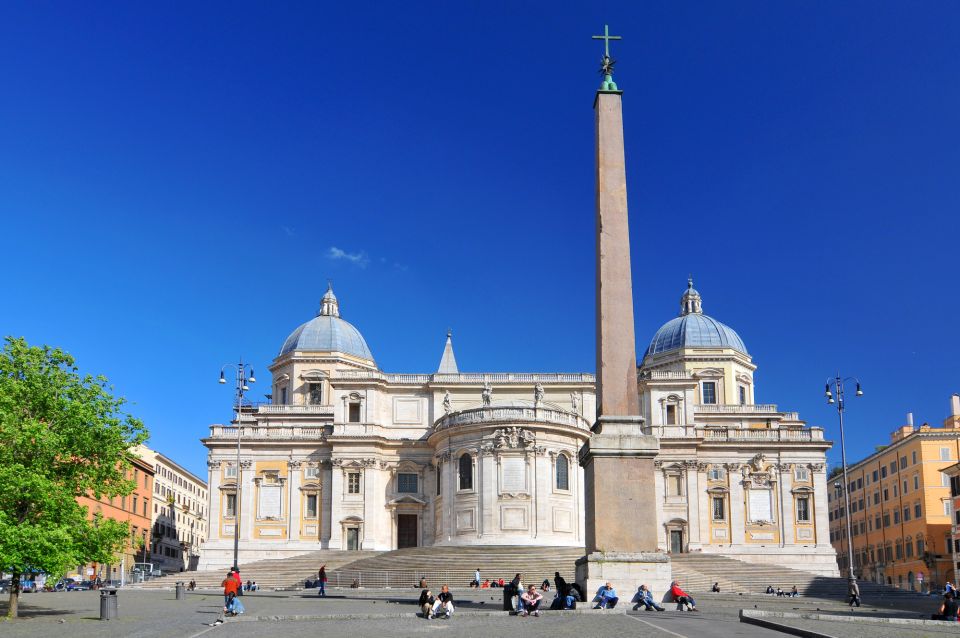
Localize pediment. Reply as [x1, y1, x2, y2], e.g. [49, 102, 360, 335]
[387, 495, 427, 506]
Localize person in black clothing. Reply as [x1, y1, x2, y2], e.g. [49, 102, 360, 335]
[933, 591, 959, 621]
[554, 572, 568, 597]
[432, 584, 455, 618]
[418, 588, 436, 618]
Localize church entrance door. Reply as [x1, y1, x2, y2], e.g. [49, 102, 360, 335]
[397, 514, 418, 549]
[670, 530, 684, 554]
[346, 527, 359, 551]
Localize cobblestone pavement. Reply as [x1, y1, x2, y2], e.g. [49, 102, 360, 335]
[0, 587, 951, 637]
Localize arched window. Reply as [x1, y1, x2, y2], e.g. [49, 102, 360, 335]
[458, 454, 473, 491]
[556, 455, 569, 490]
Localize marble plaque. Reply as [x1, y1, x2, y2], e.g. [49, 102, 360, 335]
[501, 457, 526, 492]
[750, 532, 774, 540]
[260, 528, 282, 536]
[553, 508, 573, 532]
[456, 509, 475, 532]
[223, 524, 235, 535]
[393, 398, 421, 424]
[259, 485, 282, 519]
[713, 528, 728, 539]
[748, 489, 772, 522]
[797, 528, 813, 540]
[501, 506, 528, 530]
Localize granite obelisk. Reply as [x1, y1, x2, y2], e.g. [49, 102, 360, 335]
[576, 25, 671, 595]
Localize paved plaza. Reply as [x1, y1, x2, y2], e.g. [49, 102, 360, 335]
[2, 587, 958, 638]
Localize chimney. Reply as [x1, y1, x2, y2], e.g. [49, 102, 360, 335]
[946, 394, 960, 429]
[907, 412, 914, 427]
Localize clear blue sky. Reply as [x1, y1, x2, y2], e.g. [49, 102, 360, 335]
[1, 2, 958, 479]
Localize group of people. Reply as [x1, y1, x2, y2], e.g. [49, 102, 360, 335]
[418, 585, 455, 618]
[766, 584, 799, 598]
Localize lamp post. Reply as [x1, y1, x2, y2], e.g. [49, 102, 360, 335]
[825, 375, 863, 587]
[220, 359, 256, 571]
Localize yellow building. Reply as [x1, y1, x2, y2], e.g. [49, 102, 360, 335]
[828, 395, 960, 591]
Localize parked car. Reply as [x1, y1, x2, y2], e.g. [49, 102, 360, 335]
[66, 581, 91, 591]
[0, 579, 11, 593]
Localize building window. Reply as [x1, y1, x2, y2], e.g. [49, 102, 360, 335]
[895, 542, 903, 560]
[701, 382, 717, 405]
[305, 494, 318, 518]
[893, 511, 900, 524]
[712, 497, 725, 521]
[874, 491, 880, 506]
[708, 467, 725, 481]
[665, 404, 677, 425]
[944, 501, 952, 517]
[912, 451, 918, 465]
[944, 472, 952, 487]
[556, 455, 569, 490]
[305, 466, 320, 479]
[794, 466, 809, 482]
[795, 497, 810, 522]
[435, 465, 441, 496]
[917, 539, 925, 555]
[903, 507, 910, 522]
[881, 466, 887, 479]
[133, 496, 138, 513]
[348, 401, 361, 423]
[738, 386, 747, 405]
[225, 493, 237, 517]
[347, 472, 361, 494]
[668, 474, 684, 496]
[913, 474, 919, 491]
[941, 447, 952, 461]
[903, 479, 908, 494]
[280, 387, 287, 405]
[905, 541, 914, 557]
[883, 488, 889, 501]
[900, 456, 907, 470]
[225, 465, 238, 479]
[458, 454, 473, 491]
[397, 473, 418, 493]
[308, 383, 323, 405]
[143, 501, 148, 517]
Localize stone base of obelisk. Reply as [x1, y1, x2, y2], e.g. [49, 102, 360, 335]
[577, 415, 671, 600]
[576, 551, 671, 601]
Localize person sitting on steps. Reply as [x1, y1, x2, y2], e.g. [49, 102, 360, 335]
[520, 584, 543, 617]
[418, 588, 436, 618]
[670, 580, 698, 611]
[594, 582, 619, 609]
[431, 584, 455, 619]
[633, 584, 665, 611]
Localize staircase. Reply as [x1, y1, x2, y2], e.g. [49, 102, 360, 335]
[328, 545, 584, 589]
[136, 549, 379, 590]
[671, 553, 922, 599]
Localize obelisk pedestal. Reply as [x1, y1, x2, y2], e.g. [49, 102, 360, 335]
[576, 58, 671, 597]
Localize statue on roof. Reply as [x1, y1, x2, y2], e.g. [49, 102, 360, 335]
[481, 382, 493, 407]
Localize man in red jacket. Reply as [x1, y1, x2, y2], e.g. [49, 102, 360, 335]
[231, 568, 243, 596]
[669, 581, 698, 611]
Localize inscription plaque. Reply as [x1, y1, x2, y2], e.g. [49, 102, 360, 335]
[501, 457, 526, 492]
[259, 484, 282, 519]
[748, 489, 772, 522]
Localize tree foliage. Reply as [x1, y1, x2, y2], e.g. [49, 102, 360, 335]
[0, 337, 148, 618]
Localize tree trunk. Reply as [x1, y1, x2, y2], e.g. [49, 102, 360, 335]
[6, 572, 20, 619]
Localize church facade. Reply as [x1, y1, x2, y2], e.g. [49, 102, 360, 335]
[198, 282, 837, 576]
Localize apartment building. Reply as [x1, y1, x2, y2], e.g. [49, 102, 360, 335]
[828, 395, 960, 591]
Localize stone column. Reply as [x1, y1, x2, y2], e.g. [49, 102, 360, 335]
[329, 461, 343, 549]
[812, 463, 830, 547]
[728, 465, 746, 545]
[239, 460, 254, 542]
[779, 464, 795, 546]
[207, 461, 221, 541]
[577, 80, 669, 596]
[686, 462, 704, 551]
[288, 461, 302, 541]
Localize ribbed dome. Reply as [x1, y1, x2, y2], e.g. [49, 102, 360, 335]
[645, 314, 747, 357]
[644, 279, 748, 358]
[278, 285, 375, 362]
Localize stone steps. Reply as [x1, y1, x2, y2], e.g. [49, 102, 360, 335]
[670, 554, 920, 599]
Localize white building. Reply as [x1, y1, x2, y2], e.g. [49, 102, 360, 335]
[198, 282, 837, 576]
[137, 446, 209, 572]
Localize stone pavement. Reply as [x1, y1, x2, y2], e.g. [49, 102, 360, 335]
[0, 587, 953, 637]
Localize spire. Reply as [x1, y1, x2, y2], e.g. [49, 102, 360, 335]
[437, 329, 459, 374]
[318, 282, 340, 318]
[679, 277, 703, 316]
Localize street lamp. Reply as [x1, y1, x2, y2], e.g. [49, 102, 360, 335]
[825, 374, 863, 588]
[220, 359, 255, 571]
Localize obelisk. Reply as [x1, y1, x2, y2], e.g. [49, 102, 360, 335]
[576, 25, 670, 596]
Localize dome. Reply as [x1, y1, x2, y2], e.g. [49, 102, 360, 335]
[278, 285, 375, 362]
[644, 279, 748, 358]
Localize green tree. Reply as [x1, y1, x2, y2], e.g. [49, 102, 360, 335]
[0, 337, 147, 619]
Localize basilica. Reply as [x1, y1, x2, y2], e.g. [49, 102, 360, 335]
[198, 281, 838, 576]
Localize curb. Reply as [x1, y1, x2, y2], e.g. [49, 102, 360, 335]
[225, 608, 627, 622]
[739, 609, 837, 638]
[741, 608, 959, 628]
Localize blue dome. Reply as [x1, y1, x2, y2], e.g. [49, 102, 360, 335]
[278, 285, 375, 362]
[645, 313, 747, 358]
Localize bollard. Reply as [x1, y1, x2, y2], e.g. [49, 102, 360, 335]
[99, 588, 118, 620]
[176, 581, 185, 600]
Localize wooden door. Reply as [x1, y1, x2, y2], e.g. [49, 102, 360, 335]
[397, 514, 418, 549]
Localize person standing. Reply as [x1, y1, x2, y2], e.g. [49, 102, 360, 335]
[847, 579, 861, 607]
[317, 565, 328, 597]
[231, 568, 243, 596]
[220, 571, 239, 612]
[554, 571, 568, 597]
[474, 568, 481, 588]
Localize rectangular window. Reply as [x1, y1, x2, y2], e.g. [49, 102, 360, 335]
[701, 382, 717, 405]
[875, 515, 882, 529]
[942, 447, 952, 461]
[348, 402, 361, 423]
[906, 541, 914, 557]
[857, 478, 863, 490]
[952, 476, 960, 497]
[436, 465, 441, 496]
[883, 488, 889, 501]
[893, 484, 898, 497]
[279, 387, 287, 404]
[708, 468, 725, 481]
[739, 386, 747, 405]
[797, 497, 810, 522]
[874, 491, 880, 505]
[305, 494, 318, 518]
[890, 461, 897, 474]
[794, 467, 809, 482]
[308, 383, 323, 405]
[903, 507, 910, 521]
[225, 494, 237, 517]
[885, 546, 893, 562]
[666, 404, 677, 425]
[945, 501, 952, 517]
[881, 467, 887, 479]
[397, 473, 418, 493]
[225, 465, 238, 479]
[133, 495, 138, 513]
[121, 496, 127, 511]
[872, 470, 879, 482]
[143, 501, 148, 517]
[900, 456, 907, 470]
[915, 503, 922, 518]
[712, 497, 725, 521]
[917, 539, 925, 555]
[347, 472, 361, 494]
[944, 472, 951, 487]
[903, 479, 908, 494]
[893, 510, 900, 524]
[895, 543, 903, 560]
[669, 474, 684, 496]
[305, 466, 320, 479]
[912, 450, 918, 464]
[883, 514, 890, 527]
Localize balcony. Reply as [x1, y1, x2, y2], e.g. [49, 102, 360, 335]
[256, 404, 334, 415]
[698, 426, 825, 442]
[433, 406, 590, 432]
[206, 424, 329, 440]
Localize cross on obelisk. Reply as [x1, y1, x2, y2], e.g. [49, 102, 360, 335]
[576, 23, 670, 599]
[592, 24, 622, 91]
